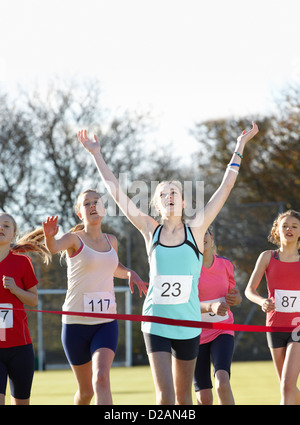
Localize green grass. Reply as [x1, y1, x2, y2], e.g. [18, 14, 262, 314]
[5, 361, 286, 405]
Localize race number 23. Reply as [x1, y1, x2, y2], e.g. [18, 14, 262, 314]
[275, 290, 300, 313]
[161, 281, 181, 298]
[152, 275, 193, 305]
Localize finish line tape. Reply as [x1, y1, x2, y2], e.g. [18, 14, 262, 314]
[15, 307, 296, 333]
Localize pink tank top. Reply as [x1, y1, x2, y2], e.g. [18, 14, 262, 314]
[62, 235, 119, 325]
[198, 255, 236, 344]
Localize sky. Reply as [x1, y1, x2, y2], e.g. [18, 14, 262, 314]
[0, 0, 299, 160]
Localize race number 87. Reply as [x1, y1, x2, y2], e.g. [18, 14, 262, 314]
[275, 290, 300, 313]
[281, 296, 297, 309]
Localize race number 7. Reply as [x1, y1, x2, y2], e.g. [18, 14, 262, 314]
[1, 310, 9, 321]
[0, 304, 13, 328]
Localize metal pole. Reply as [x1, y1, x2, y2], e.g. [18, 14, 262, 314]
[125, 288, 132, 367]
[37, 296, 44, 371]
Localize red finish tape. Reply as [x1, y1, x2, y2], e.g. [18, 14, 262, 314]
[16, 307, 296, 333]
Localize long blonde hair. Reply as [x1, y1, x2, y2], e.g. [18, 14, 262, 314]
[1, 213, 51, 264]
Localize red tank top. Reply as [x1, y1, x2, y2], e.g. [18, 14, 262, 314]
[265, 250, 300, 328]
[0, 252, 38, 348]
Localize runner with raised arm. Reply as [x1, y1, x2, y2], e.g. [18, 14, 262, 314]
[78, 122, 258, 404]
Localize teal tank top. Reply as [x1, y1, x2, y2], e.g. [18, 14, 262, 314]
[142, 224, 203, 339]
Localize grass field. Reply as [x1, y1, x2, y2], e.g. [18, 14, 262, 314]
[4, 360, 286, 405]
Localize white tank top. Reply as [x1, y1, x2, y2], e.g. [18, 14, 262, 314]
[62, 234, 119, 325]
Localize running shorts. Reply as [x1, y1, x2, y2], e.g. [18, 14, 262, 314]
[0, 343, 35, 399]
[143, 332, 200, 361]
[62, 320, 118, 366]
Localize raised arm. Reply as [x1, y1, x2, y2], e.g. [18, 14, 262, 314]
[42, 216, 80, 257]
[78, 130, 158, 245]
[189, 122, 259, 249]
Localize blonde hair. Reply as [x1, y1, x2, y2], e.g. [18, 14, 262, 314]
[268, 209, 300, 249]
[0, 213, 51, 264]
[150, 180, 184, 221]
[60, 189, 103, 260]
[70, 189, 102, 233]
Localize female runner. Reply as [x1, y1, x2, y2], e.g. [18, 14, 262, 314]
[195, 226, 241, 405]
[77, 122, 258, 404]
[245, 209, 300, 405]
[0, 212, 50, 405]
[42, 189, 147, 405]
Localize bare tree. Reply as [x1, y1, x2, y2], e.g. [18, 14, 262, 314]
[21, 79, 154, 231]
[0, 92, 37, 228]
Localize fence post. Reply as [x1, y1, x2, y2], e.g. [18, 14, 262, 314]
[37, 296, 44, 371]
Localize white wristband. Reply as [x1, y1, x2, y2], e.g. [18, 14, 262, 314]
[227, 166, 239, 174]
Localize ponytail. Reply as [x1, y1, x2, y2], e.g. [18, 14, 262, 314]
[0, 213, 51, 265]
[11, 227, 52, 265]
[69, 223, 85, 233]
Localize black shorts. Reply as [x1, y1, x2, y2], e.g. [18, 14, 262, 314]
[62, 320, 119, 366]
[0, 343, 35, 399]
[266, 331, 300, 349]
[193, 334, 234, 391]
[143, 332, 200, 361]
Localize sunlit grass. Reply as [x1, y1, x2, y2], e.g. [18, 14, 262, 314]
[4, 361, 285, 405]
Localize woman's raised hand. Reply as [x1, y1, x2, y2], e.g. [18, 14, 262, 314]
[237, 121, 259, 145]
[78, 129, 101, 155]
[42, 216, 59, 238]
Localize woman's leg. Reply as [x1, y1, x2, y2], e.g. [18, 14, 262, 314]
[196, 389, 213, 405]
[62, 323, 94, 405]
[0, 358, 7, 406]
[211, 335, 235, 405]
[148, 351, 175, 405]
[214, 369, 234, 405]
[172, 356, 197, 405]
[270, 344, 300, 404]
[280, 342, 300, 405]
[0, 394, 5, 405]
[92, 347, 115, 405]
[269, 346, 286, 380]
[193, 341, 213, 405]
[71, 361, 94, 405]
[10, 396, 30, 405]
[8, 344, 35, 405]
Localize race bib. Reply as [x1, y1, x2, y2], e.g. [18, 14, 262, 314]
[152, 275, 193, 305]
[275, 289, 300, 313]
[0, 304, 13, 329]
[83, 292, 116, 314]
[201, 297, 229, 323]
